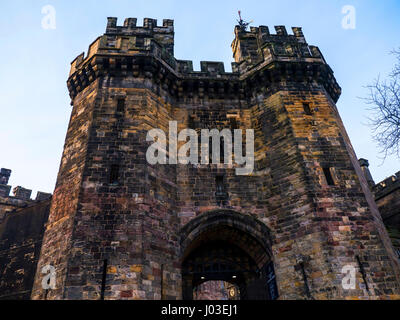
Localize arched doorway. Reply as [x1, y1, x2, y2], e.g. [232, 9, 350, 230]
[180, 210, 279, 300]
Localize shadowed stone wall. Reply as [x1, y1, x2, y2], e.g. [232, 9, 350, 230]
[0, 199, 51, 299]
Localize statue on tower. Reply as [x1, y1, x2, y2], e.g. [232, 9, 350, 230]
[237, 11, 252, 31]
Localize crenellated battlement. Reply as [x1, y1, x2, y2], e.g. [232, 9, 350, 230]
[176, 60, 230, 75]
[374, 171, 400, 200]
[231, 24, 326, 75]
[67, 18, 341, 103]
[106, 17, 174, 31]
[0, 168, 52, 225]
[0, 168, 52, 201]
[105, 17, 174, 55]
[247, 25, 305, 38]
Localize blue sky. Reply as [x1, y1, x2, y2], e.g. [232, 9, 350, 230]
[0, 0, 399, 196]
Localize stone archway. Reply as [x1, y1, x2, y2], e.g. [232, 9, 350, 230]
[180, 210, 278, 300]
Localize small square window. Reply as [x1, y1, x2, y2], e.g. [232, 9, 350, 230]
[188, 116, 195, 129]
[136, 37, 144, 47]
[117, 98, 125, 112]
[230, 117, 238, 130]
[109, 164, 120, 185]
[323, 167, 335, 186]
[303, 103, 312, 115]
[216, 176, 224, 192]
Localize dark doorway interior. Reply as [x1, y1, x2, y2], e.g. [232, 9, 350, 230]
[181, 225, 278, 300]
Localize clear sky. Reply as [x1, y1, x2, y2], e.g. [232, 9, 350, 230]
[0, 0, 399, 196]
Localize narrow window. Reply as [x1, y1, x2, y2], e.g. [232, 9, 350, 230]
[230, 118, 238, 146]
[229, 117, 238, 130]
[215, 176, 228, 206]
[117, 98, 125, 113]
[209, 140, 213, 164]
[215, 176, 224, 192]
[188, 116, 195, 129]
[136, 37, 144, 47]
[303, 103, 312, 115]
[109, 164, 120, 185]
[100, 259, 108, 300]
[220, 137, 225, 163]
[323, 167, 335, 186]
[216, 176, 224, 194]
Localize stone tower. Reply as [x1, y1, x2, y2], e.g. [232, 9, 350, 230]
[31, 17, 400, 300]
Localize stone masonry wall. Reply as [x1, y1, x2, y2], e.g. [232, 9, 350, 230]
[374, 173, 400, 257]
[0, 199, 51, 299]
[31, 80, 99, 299]
[30, 17, 400, 300]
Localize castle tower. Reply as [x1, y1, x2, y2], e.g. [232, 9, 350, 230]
[31, 18, 400, 300]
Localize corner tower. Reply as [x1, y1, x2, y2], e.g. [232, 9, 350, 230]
[31, 18, 400, 300]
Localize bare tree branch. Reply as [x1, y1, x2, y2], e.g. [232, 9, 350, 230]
[391, 48, 400, 77]
[363, 50, 400, 160]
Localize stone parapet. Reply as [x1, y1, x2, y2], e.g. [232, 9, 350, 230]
[67, 18, 341, 104]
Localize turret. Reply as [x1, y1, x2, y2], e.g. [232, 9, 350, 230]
[232, 25, 314, 66]
[105, 17, 174, 55]
[231, 24, 341, 102]
[359, 158, 375, 189]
